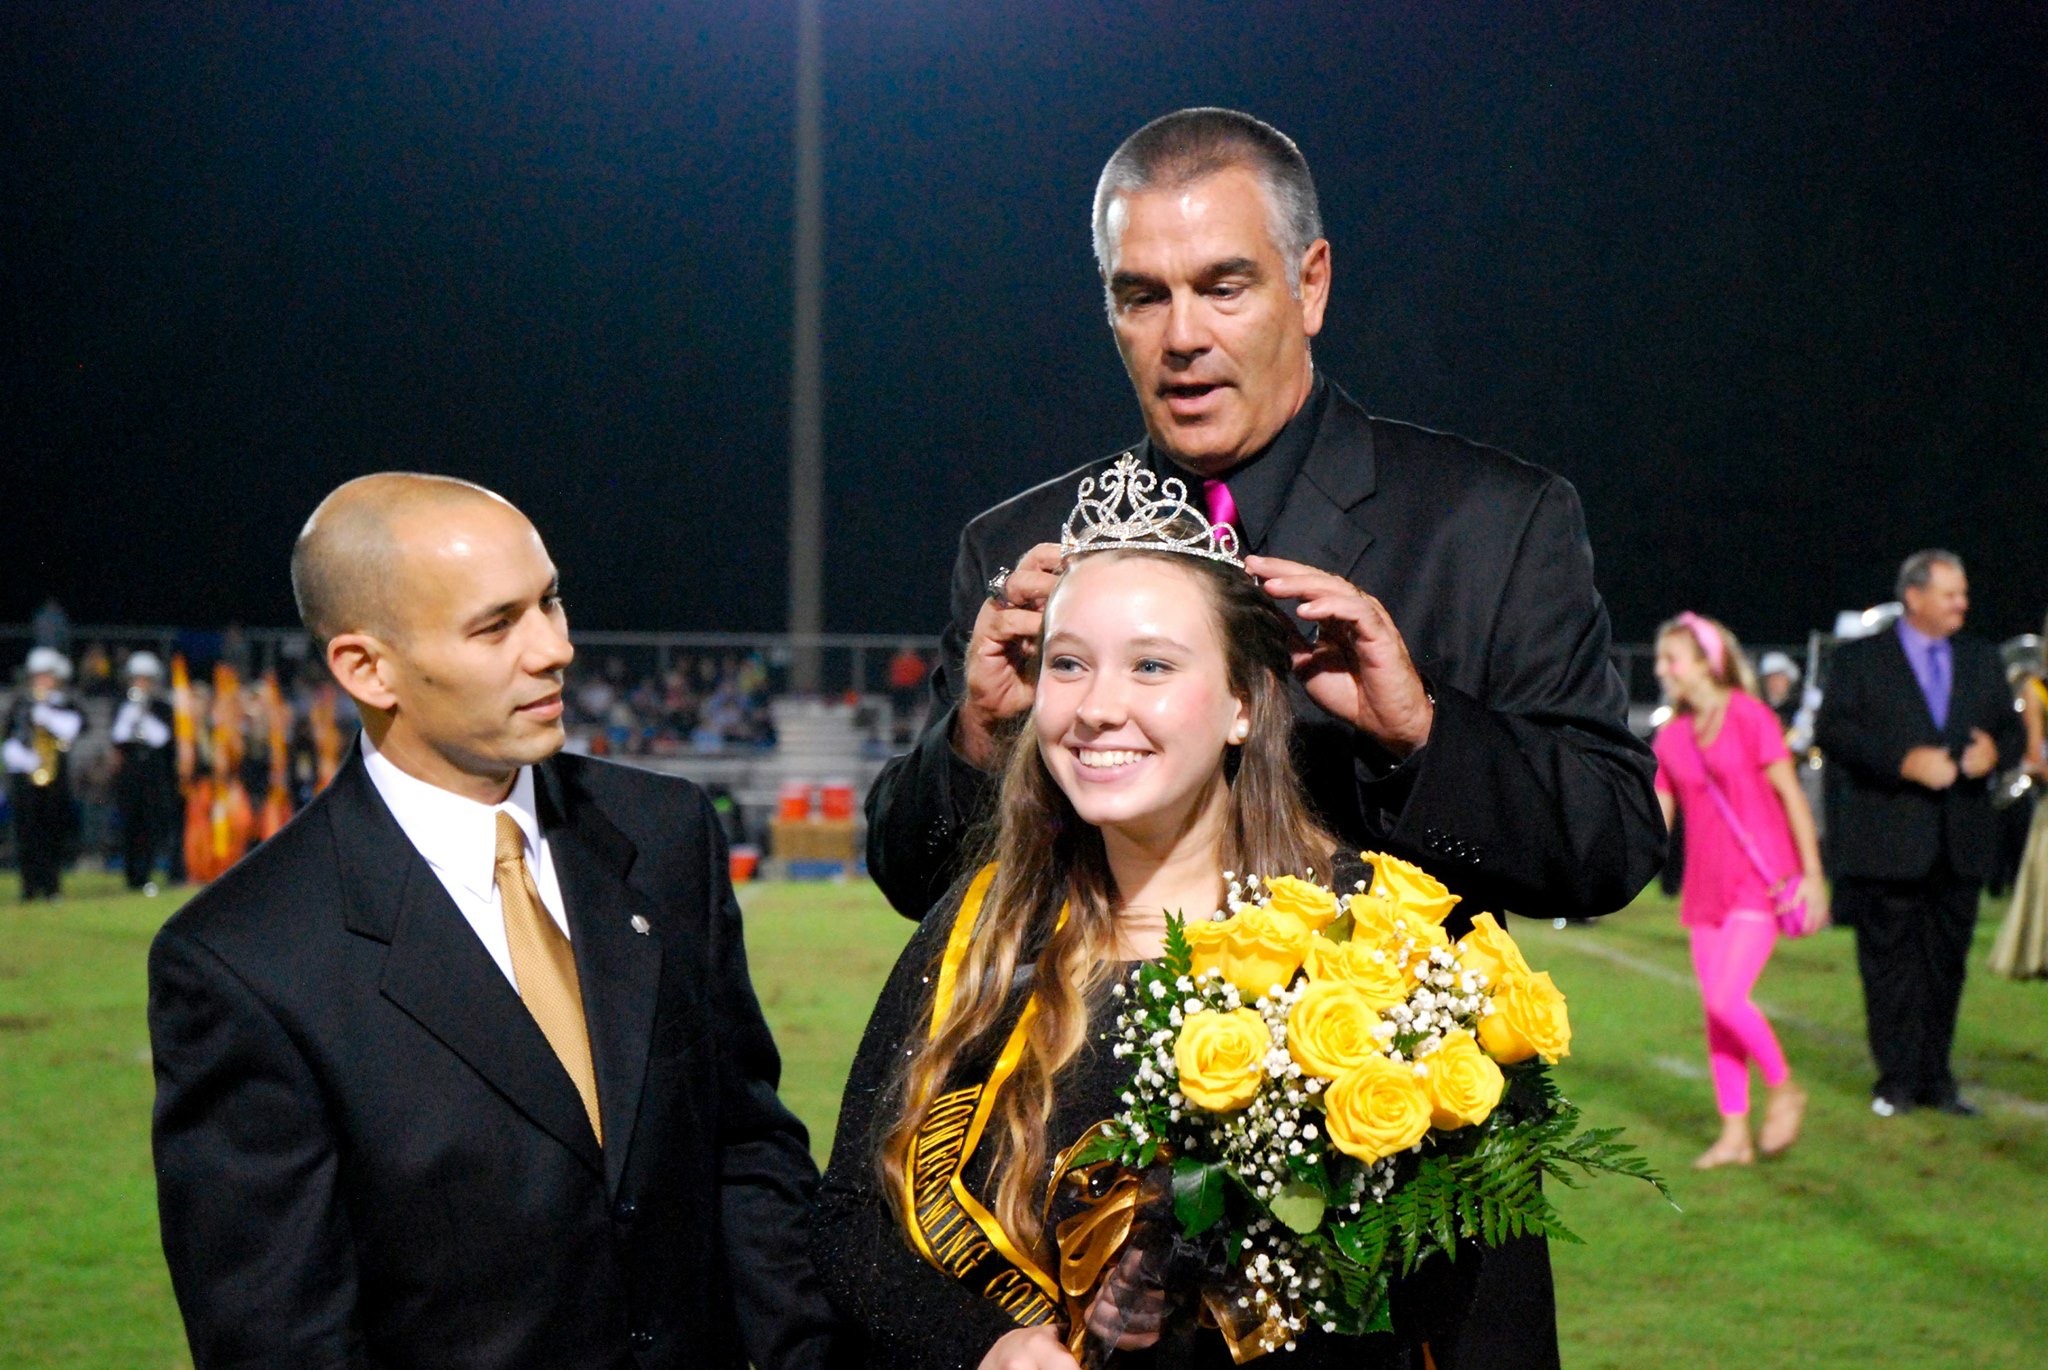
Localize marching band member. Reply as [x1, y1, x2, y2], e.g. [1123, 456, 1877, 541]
[5, 647, 86, 901]
[112, 651, 179, 892]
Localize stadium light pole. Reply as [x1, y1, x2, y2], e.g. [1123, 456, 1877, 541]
[786, 0, 825, 693]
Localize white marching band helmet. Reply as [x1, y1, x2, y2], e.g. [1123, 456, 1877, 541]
[126, 651, 165, 680]
[25, 646, 73, 682]
[1757, 650, 1801, 685]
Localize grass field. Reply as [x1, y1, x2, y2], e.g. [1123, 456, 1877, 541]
[3, 870, 2044, 1367]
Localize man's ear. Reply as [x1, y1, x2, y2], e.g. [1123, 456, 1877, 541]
[327, 634, 399, 713]
[1298, 238, 1332, 338]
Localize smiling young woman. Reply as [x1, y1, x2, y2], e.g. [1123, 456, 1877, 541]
[811, 528, 1436, 1370]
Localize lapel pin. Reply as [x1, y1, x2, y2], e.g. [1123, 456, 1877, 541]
[630, 915, 651, 936]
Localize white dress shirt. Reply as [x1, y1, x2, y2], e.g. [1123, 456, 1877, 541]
[362, 731, 571, 993]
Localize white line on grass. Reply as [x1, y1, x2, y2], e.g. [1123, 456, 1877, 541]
[1651, 1054, 1707, 1081]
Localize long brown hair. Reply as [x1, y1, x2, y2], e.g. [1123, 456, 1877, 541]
[879, 546, 1334, 1259]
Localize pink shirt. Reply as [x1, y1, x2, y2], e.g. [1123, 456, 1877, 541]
[1654, 690, 1799, 927]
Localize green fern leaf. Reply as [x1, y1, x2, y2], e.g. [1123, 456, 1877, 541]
[1162, 913, 1194, 980]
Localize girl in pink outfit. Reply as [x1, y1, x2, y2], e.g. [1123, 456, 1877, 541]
[1653, 613, 1830, 1168]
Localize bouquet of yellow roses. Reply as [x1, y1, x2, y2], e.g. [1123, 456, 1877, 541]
[1071, 853, 1665, 1359]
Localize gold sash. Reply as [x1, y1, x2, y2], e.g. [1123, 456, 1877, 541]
[899, 863, 1066, 1327]
[900, 871, 1324, 1364]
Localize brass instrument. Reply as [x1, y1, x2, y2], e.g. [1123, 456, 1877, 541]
[23, 681, 67, 788]
[30, 724, 63, 787]
[1991, 769, 2034, 810]
[1992, 640, 2045, 810]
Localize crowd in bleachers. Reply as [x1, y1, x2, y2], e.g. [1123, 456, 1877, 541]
[562, 652, 780, 757]
[559, 645, 937, 759]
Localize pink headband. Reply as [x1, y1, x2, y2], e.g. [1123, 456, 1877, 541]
[1676, 611, 1726, 676]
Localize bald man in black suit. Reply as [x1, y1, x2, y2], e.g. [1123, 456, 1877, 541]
[150, 474, 835, 1369]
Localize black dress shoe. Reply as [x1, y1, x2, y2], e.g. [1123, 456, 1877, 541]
[1933, 1097, 1981, 1117]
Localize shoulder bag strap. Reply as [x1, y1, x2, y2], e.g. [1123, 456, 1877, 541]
[1698, 762, 1796, 900]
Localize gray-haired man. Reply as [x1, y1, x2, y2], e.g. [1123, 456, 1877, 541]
[1817, 550, 2019, 1115]
[866, 106, 1665, 1369]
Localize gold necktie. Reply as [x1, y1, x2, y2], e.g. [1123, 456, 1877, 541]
[494, 811, 602, 1145]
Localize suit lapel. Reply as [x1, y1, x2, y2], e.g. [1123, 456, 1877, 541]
[1264, 384, 1378, 581]
[329, 749, 605, 1178]
[537, 762, 663, 1197]
[1937, 638, 1986, 748]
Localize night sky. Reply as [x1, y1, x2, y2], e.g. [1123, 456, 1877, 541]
[7, 1, 2044, 646]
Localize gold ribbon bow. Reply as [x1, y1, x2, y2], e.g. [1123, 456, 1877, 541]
[1046, 1123, 1149, 1361]
[1056, 1166, 1142, 1301]
[1199, 1282, 1290, 1365]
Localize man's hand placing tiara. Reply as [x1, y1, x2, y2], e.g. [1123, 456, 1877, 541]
[1246, 555, 1435, 759]
[954, 542, 1065, 769]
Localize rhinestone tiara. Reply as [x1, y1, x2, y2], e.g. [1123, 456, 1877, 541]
[1059, 452, 1244, 568]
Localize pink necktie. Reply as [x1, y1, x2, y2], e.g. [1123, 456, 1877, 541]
[1203, 478, 1240, 542]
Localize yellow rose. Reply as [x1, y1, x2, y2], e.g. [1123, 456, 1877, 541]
[1348, 893, 1449, 978]
[1263, 875, 1341, 933]
[1456, 912, 1531, 990]
[1220, 903, 1312, 1000]
[1477, 970, 1572, 1065]
[1363, 851, 1461, 925]
[1302, 933, 1410, 1011]
[1286, 980, 1384, 1079]
[1417, 1030, 1506, 1130]
[1184, 917, 1230, 982]
[1323, 1055, 1432, 1163]
[1175, 1007, 1272, 1112]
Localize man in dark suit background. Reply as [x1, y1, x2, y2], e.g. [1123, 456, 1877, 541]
[1816, 550, 2018, 1117]
[150, 474, 834, 1369]
[864, 108, 1664, 1370]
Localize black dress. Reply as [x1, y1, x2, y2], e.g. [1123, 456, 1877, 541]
[812, 896, 1419, 1370]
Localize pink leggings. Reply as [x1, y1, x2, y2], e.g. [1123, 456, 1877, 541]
[1688, 911, 1789, 1115]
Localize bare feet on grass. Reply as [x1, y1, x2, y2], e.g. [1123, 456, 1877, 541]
[1758, 1080, 1808, 1157]
[1693, 1117, 1755, 1170]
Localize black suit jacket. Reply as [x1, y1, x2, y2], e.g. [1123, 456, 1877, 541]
[1814, 627, 2020, 883]
[149, 747, 835, 1370]
[865, 383, 1664, 928]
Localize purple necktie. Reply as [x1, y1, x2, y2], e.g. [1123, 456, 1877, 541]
[1203, 478, 1240, 543]
[1925, 641, 1950, 731]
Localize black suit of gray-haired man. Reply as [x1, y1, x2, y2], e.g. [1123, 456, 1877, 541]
[1817, 550, 2019, 1116]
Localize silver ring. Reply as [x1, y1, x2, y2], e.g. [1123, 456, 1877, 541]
[986, 566, 1014, 609]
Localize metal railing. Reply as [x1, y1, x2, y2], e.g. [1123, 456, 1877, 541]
[0, 624, 1823, 868]
[0, 626, 945, 698]
[2, 624, 1808, 709]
